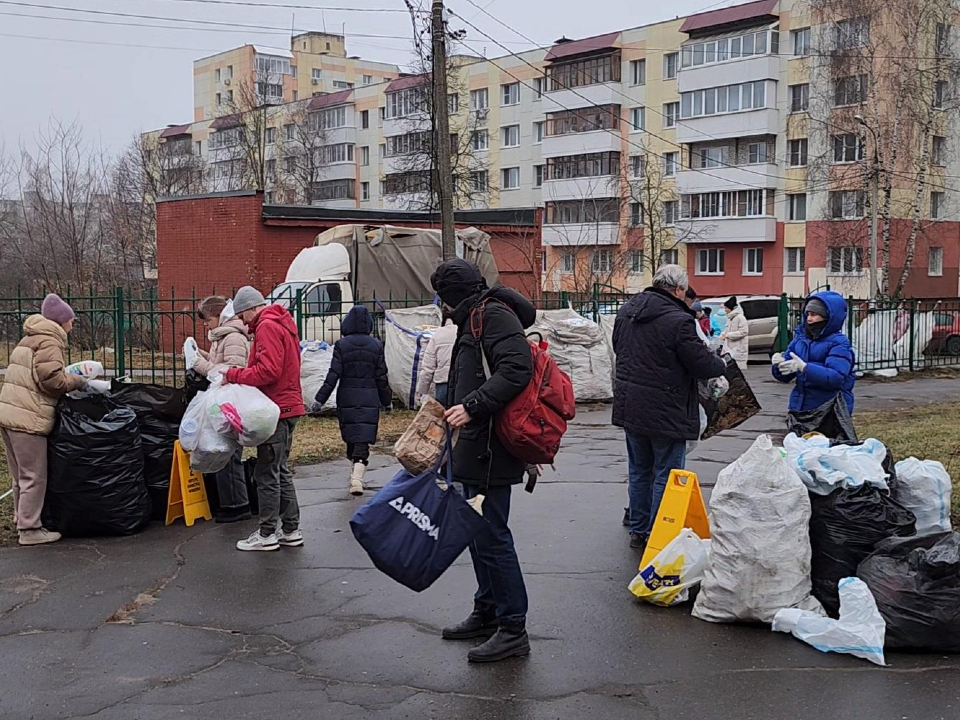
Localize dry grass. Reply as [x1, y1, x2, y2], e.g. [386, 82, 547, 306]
[856, 402, 960, 523]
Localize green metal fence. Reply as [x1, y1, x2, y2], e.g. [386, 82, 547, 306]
[777, 294, 960, 372]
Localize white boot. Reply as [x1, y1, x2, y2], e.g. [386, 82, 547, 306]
[349, 462, 366, 496]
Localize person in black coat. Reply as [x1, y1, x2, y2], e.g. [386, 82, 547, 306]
[430, 258, 534, 664]
[314, 305, 391, 496]
[613, 265, 726, 550]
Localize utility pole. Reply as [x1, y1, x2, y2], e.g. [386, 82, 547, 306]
[430, 0, 456, 260]
[856, 114, 879, 300]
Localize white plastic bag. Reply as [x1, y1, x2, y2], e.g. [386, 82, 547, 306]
[206, 383, 281, 447]
[773, 577, 886, 666]
[183, 337, 199, 370]
[686, 405, 708, 455]
[692, 435, 822, 623]
[893, 458, 953, 535]
[300, 340, 336, 411]
[179, 388, 238, 473]
[628, 529, 710, 606]
[65, 360, 104, 378]
[220, 299, 235, 324]
[783, 433, 890, 495]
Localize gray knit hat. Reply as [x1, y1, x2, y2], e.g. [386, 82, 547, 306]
[805, 297, 829, 318]
[232, 286, 267, 315]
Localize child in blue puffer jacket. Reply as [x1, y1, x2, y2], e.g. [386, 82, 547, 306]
[772, 290, 856, 413]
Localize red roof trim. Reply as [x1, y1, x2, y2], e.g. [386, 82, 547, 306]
[307, 89, 354, 110]
[545, 31, 621, 62]
[160, 124, 192, 138]
[680, 0, 778, 34]
[386, 74, 428, 92]
[210, 114, 242, 130]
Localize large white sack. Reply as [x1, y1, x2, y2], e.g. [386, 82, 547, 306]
[893, 312, 937, 367]
[531, 309, 613, 402]
[301, 340, 336, 411]
[893, 458, 953, 535]
[692, 435, 823, 623]
[783, 433, 890, 495]
[384, 305, 442, 409]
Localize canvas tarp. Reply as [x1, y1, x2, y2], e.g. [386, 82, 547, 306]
[531, 309, 613, 402]
[383, 305, 443, 409]
[313, 225, 500, 300]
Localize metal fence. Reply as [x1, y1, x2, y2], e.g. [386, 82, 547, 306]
[777, 295, 960, 372]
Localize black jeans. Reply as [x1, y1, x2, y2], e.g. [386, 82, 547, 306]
[255, 417, 299, 536]
[463, 483, 528, 628]
[346, 442, 370, 465]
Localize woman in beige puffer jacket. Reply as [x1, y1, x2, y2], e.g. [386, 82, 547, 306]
[0, 294, 85, 546]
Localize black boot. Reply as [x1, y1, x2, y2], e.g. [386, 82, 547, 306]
[468, 625, 530, 663]
[442, 605, 498, 640]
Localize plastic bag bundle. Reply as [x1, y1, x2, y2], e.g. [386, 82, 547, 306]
[692, 435, 822, 623]
[208, 384, 280, 447]
[784, 433, 891, 495]
[891, 458, 952, 536]
[629, 529, 710, 606]
[858, 532, 960, 652]
[179, 387, 241, 474]
[772, 577, 886, 666]
[300, 340, 336, 412]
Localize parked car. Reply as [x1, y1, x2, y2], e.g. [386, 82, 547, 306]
[928, 312, 960, 356]
[702, 296, 781, 356]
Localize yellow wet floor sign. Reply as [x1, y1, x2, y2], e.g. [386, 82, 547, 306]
[165, 440, 212, 527]
[639, 470, 710, 570]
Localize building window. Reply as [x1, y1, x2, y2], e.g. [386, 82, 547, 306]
[829, 190, 866, 219]
[546, 105, 620, 135]
[383, 171, 431, 195]
[680, 80, 768, 119]
[834, 74, 868, 106]
[663, 52, 678, 79]
[470, 170, 488, 192]
[386, 87, 425, 118]
[195, 141, 202, 156]
[663, 200, 678, 225]
[663, 102, 679, 128]
[547, 52, 621, 91]
[501, 82, 520, 106]
[281, 124, 293, 142]
[534, 165, 544, 187]
[592, 249, 613, 274]
[332, 80, 354, 90]
[545, 199, 620, 224]
[363, 74, 374, 85]
[379, 143, 385, 158]
[931, 191, 945, 219]
[266, 158, 277, 177]
[630, 107, 645, 131]
[929, 247, 944, 276]
[215, 68, 221, 83]
[747, 142, 767, 164]
[359, 146, 370, 166]
[265, 190, 275, 204]
[680, 189, 771, 219]
[935, 81, 949, 109]
[470, 88, 489, 111]
[629, 250, 644, 274]
[790, 84, 809, 112]
[630, 154, 646, 178]
[681, 29, 777, 68]
[560, 251, 574, 274]
[226, 65, 233, 78]
[785, 247, 806, 275]
[312, 68, 322, 81]
[216, 92, 222, 106]
[501, 124, 520, 148]
[789, 138, 809, 167]
[696, 248, 725, 275]
[226, 89, 233, 103]
[361, 181, 370, 201]
[501, 166, 520, 190]
[629, 202, 643, 227]
[385, 132, 429, 157]
[534, 121, 545, 143]
[792, 27, 811, 56]
[265, 127, 276, 144]
[932, 136, 946, 166]
[829, 246, 864, 274]
[660, 249, 679, 266]
[471, 130, 489, 151]
[630, 59, 646, 85]
[835, 17, 871, 50]
[312, 178, 356, 201]
[534, 76, 546, 98]
[744, 248, 764, 276]
[447, 93, 459, 114]
[788, 193, 807, 221]
[699, 146, 729, 168]
[833, 133, 864, 163]
[284, 156, 296, 174]
[664, 152, 679, 177]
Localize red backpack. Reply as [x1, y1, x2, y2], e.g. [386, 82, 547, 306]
[470, 301, 576, 465]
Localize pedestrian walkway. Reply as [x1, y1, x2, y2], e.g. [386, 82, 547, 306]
[1, 369, 959, 719]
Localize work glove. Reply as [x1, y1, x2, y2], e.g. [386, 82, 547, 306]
[771, 352, 785, 366]
[183, 337, 199, 369]
[779, 356, 807, 375]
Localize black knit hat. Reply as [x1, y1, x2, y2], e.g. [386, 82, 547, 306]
[430, 259, 486, 308]
[724, 296, 738, 311]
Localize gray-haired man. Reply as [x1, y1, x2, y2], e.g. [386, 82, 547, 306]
[612, 265, 726, 550]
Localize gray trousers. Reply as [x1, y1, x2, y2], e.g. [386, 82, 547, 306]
[255, 417, 300, 536]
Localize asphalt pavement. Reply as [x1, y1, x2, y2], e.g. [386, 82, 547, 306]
[1, 368, 959, 720]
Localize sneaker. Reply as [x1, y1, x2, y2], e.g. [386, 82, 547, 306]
[277, 528, 304, 548]
[629, 532, 647, 550]
[18, 528, 62, 546]
[236, 530, 280, 552]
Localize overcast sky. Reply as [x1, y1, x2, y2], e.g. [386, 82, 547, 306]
[0, 0, 737, 154]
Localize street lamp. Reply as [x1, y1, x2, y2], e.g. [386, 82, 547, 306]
[855, 114, 880, 300]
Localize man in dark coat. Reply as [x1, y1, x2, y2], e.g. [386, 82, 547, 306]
[430, 259, 534, 664]
[315, 305, 391, 496]
[613, 265, 726, 550]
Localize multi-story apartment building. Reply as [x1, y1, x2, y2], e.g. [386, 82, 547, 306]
[148, 0, 959, 298]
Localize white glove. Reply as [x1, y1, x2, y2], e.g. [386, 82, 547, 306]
[771, 352, 785, 366]
[779, 356, 807, 375]
[183, 337, 199, 369]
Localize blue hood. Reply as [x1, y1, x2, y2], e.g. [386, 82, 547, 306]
[802, 290, 847, 338]
[341, 305, 373, 336]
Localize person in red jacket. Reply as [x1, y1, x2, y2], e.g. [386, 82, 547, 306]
[223, 286, 306, 552]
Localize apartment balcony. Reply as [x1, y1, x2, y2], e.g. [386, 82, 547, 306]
[543, 83, 621, 113]
[382, 113, 429, 137]
[542, 222, 621, 247]
[676, 108, 780, 144]
[684, 216, 777, 244]
[542, 176, 619, 202]
[382, 192, 430, 211]
[541, 130, 622, 157]
[678, 55, 780, 93]
[383, 154, 417, 175]
[322, 127, 357, 145]
[310, 198, 357, 210]
[315, 163, 357, 182]
[677, 163, 779, 194]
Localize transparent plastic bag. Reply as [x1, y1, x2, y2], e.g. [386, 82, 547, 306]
[784, 433, 890, 495]
[892, 458, 952, 535]
[629, 528, 710, 606]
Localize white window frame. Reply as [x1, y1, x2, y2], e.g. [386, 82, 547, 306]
[663, 102, 679, 128]
[747, 142, 767, 164]
[534, 121, 545, 144]
[663, 152, 679, 177]
[470, 170, 489, 192]
[788, 193, 807, 221]
[629, 155, 646, 178]
[743, 247, 764, 276]
[363, 74, 374, 85]
[501, 124, 520, 148]
[663, 52, 678, 79]
[929, 246, 944, 276]
[312, 68, 322, 81]
[828, 246, 864, 275]
[470, 88, 489, 111]
[931, 191, 945, 220]
[792, 27, 811, 56]
[630, 107, 645, 132]
[932, 136, 947, 166]
[660, 249, 679, 266]
[360, 146, 370, 166]
[630, 59, 646, 86]
[790, 84, 809, 113]
[592, 249, 613, 274]
[501, 82, 520, 106]
[361, 181, 370, 201]
[534, 77, 546, 99]
[788, 138, 808, 167]
[663, 200, 678, 226]
[629, 201, 643, 227]
[534, 164, 544, 187]
[560, 251, 574, 274]
[501, 166, 520, 190]
[785, 247, 806, 275]
[629, 249, 644, 274]
[471, 129, 489, 151]
[696, 248, 725, 276]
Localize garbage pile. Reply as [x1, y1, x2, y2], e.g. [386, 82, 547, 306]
[629, 426, 956, 666]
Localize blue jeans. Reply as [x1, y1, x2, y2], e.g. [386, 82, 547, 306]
[435, 382, 448, 406]
[625, 432, 687, 538]
[463, 484, 528, 628]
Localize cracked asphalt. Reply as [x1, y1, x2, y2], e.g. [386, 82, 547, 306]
[2, 369, 960, 720]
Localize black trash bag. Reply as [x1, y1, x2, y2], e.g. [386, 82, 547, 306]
[44, 394, 151, 536]
[184, 369, 210, 404]
[244, 457, 259, 515]
[110, 382, 188, 520]
[788, 394, 858, 443]
[857, 532, 960, 652]
[809, 484, 916, 617]
[699, 353, 762, 440]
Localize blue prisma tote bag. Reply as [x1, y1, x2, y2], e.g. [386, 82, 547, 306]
[350, 432, 488, 592]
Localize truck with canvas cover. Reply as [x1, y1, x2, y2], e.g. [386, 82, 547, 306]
[267, 224, 500, 343]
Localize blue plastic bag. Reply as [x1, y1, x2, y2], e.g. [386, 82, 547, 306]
[350, 433, 487, 592]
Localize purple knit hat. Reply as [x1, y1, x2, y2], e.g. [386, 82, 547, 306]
[41, 293, 75, 326]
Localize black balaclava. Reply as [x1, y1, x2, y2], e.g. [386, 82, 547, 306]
[430, 259, 486, 309]
[804, 297, 829, 339]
